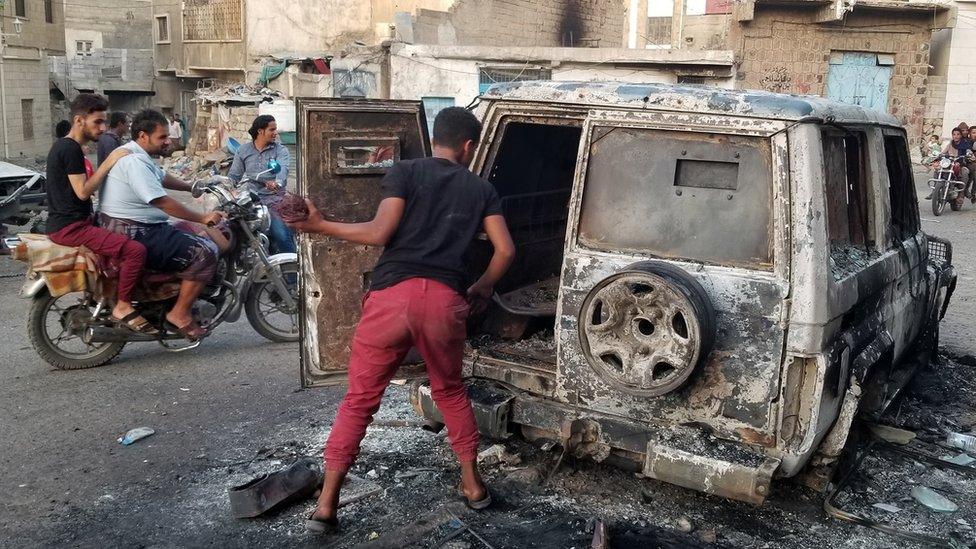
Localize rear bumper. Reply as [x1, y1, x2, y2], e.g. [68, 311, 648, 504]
[410, 379, 780, 504]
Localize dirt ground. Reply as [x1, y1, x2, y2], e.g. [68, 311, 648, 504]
[1, 169, 975, 548]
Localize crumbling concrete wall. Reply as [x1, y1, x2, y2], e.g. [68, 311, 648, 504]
[409, 0, 625, 47]
[731, 5, 937, 147]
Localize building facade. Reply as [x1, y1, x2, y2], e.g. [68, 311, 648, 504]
[1, 0, 65, 160]
[51, 0, 155, 116]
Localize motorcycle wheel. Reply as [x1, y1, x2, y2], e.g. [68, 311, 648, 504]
[932, 181, 947, 216]
[245, 260, 299, 343]
[27, 289, 125, 370]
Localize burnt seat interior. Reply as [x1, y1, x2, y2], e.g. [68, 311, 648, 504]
[465, 120, 583, 366]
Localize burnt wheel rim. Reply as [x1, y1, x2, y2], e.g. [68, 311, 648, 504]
[579, 272, 702, 396]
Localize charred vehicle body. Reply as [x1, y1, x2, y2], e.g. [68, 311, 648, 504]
[296, 82, 956, 504]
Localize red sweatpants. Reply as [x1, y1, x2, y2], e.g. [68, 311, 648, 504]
[48, 219, 147, 304]
[324, 278, 479, 471]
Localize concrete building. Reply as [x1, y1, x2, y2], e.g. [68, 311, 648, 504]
[1, 0, 65, 160]
[151, 0, 953, 157]
[930, 0, 976, 139]
[620, 0, 954, 147]
[51, 0, 155, 116]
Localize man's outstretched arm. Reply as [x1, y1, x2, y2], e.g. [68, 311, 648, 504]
[288, 197, 405, 247]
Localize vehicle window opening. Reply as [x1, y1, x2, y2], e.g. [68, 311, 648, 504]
[577, 127, 773, 269]
[465, 120, 582, 371]
[883, 135, 919, 242]
[823, 130, 877, 275]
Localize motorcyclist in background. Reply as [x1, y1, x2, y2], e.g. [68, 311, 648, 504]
[227, 115, 295, 254]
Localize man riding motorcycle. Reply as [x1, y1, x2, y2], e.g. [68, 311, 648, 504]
[98, 109, 223, 341]
[926, 128, 973, 200]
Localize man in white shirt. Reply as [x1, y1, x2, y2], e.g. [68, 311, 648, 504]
[168, 114, 184, 151]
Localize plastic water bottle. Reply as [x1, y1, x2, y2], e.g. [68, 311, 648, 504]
[118, 427, 155, 446]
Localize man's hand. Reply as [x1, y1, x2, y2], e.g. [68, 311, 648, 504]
[103, 147, 131, 168]
[286, 198, 324, 233]
[201, 211, 224, 227]
[466, 281, 493, 315]
[265, 180, 281, 192]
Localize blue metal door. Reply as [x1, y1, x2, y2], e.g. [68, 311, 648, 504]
[825, 52, 893, 112]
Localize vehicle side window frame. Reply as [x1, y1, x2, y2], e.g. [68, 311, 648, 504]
[880, 130, 920, 244]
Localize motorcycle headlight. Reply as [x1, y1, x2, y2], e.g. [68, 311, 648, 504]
[940, 157, 953, 169]
[250, 204, 271, 233]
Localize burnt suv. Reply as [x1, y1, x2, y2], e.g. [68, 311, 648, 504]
[295, 81, 956, 504]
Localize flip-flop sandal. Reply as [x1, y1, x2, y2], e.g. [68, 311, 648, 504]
[305, 515, 339, 534]
[164, 319, 207, 341]
[457, 482, 493, 510]
[229, 457, 323, 518]
[113, 311, 159, 335]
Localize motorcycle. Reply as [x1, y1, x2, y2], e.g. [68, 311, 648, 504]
[929, 153, 970, 216]
[20, 161, 300, 370]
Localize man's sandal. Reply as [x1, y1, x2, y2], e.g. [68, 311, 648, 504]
[164, 319, 207, 341]
[113, 311, 159, 335]
[457, 482, 493, 510]
[305, 515, 339, 534]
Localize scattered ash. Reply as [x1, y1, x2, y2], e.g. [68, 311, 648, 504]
[652, 425, 768, 469]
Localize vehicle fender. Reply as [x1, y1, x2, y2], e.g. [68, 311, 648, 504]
[19, 277, 46, 299]
[248, 252, 298, 284]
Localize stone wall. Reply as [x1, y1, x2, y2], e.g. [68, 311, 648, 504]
[411, 0, 625, 47]
[731, 6, 937, 146]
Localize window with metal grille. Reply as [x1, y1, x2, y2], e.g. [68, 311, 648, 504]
[14, 0, 25, 18]
[478, 67, 551, 94]
[22, 99, 33, 141]
[44, 0, 53, 23]
[647, 0, 673, 47]
[183, 0, 242, 41]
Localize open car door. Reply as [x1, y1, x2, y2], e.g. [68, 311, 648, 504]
[297, 99, 430, 388]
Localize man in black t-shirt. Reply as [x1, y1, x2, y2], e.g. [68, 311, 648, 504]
[291, 108, 516, 533]
[45, 93, 155, 334]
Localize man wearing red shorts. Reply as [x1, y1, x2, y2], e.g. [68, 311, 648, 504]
[45, 93, 155, 334]
[291, 107, 515, 534]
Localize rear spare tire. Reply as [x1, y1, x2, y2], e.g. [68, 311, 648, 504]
[578, 261, 716, 397]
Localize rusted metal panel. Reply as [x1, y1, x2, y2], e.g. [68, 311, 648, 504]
[297, 99, 430, 388]
[643, 444, 780, 505]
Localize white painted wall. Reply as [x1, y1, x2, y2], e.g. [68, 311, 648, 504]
[390, 49, 731, 107]
[942, 0, 976, 136]
[245, 0, 373, 56]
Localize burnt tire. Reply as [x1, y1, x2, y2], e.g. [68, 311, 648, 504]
[27, 289, 125, 370]
[578, 261, 716, 397]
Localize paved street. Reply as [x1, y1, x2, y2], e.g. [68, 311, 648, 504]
[0, 170, 972, 548]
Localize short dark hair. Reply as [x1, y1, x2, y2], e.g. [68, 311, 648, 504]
[69, 93, 109, 118]
[108, 111, 128, 129]
[130, 109, 169, 141]
[432, 107, 481, 149]
[54, 120, 71, 138]
[248, 114, 275, 140]
[952, 128, 963, 136]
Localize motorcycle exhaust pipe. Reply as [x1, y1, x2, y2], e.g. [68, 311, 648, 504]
[84, 326, 159, 343]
